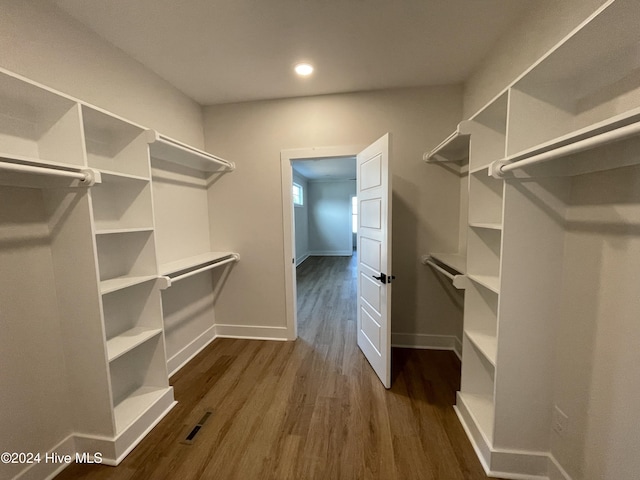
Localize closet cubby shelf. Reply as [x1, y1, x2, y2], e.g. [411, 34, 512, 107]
[107, 327, 162, 362]
[490, 108, 640, 179]
[469, 222, 502, 231]
[465, 330, 497, 367]
[98, 169, 150, 182]
[160, 252, 240, 285]
[0, 154, 100, 188]
[147, 130, 236, 172]
[100, 275, 160, 295]
[457, 392, 495, 444]
[113, 386, 174, 435]
[95, 227, 155, 236]
[424, 120, 472, 163]
[467, 274, 500, 294]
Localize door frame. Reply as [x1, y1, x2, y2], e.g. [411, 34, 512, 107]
[280, 145, 365, 340]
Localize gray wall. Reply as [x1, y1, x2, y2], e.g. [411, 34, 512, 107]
[308, 180, 356, 256]
[204, 86, 465, 341]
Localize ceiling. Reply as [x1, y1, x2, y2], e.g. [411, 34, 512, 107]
[293, 156, 356, 180]
[50, 0, 537, 106]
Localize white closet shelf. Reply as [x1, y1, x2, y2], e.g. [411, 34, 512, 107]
[465, 330, 497, 367]
[113, 386, 174, 434]
[424, 121, 472, 163]
[100, 275, 159, 295]
[107, 327, 162, 362]
[0, 153, 100, 188]
[147, 130, 235, 172]
[467, 274, 500, 294]
[457, 392, 495, 444]
[469, 222, 502, 231]
[98, 169, 150, 183]
[428, 252, 466, 274]
[491, 108, 640, 179]
[95, 227, 154, 236]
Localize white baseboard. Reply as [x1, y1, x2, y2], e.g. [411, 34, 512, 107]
[215, 323, 290, 341]
[167, 325, 217, 377]
[456, 392, 555, 480]
[392, 332, 462, 359]
[296, 253, 310, 266]
[307, 250, 353, 256]
[14, 435, 76, 480]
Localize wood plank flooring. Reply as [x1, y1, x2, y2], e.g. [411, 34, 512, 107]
[56, 254, 492, 480]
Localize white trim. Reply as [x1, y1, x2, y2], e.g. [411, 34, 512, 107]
[296, 253, 311, 266]
[14, 435, 76, 480]
[455, 396, 554, 480]
[167, 325, 217, 377]
[215, 324, 290, 341]
[548, 455, 572, 480]
[307, 250, 353, 256]
[281, 145, 365, 341]
[392, 332, 462, 359]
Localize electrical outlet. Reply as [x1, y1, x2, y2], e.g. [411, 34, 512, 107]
[552, 406, 569, 436]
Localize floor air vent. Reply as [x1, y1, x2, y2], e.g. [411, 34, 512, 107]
[181, 411, 213, 445]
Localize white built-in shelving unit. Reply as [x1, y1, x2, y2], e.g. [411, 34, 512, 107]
[427, 1, 640, 478]
[0, 67, 238, 468]
[423, 120, 471, 284]
[147, 129, 238, 376]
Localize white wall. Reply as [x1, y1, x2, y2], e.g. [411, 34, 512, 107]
[0, 189, 74, 480]
[0, 0, 204, 147]
[204, 86, 465, 343]
[308, 180, 356, 256]
[292, 172, 310, 264]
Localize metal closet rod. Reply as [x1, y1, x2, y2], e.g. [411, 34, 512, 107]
[0, 160, 91, 182]
[495, 120, 640, 176]
[169, 254, 240, 284]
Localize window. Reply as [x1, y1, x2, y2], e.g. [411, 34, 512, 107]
[352, 196, 358, 233]
[293, 182, 303, 206]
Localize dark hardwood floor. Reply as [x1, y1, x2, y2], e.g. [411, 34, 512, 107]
[57, 253, 492, 480]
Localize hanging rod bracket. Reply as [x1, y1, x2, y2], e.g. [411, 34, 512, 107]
[81, 168, 101, 186]
[489, 161, 508, 179]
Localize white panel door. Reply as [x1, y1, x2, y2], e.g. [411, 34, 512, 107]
[357, 133, 392, 388]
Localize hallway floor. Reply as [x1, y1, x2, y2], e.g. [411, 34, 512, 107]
[56, 254, 492, 480]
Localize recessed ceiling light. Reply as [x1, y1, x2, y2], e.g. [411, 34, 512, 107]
[294, 63, 314, 76]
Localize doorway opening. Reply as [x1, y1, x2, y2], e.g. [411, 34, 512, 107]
[280, 146, 362, 340]
[281, 135, 391, 387]
[290, 156, 358, 342]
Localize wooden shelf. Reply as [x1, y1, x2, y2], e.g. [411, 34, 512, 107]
[160, 251, 237, 276]
[429, 252, 466, 274]
[465, 330, 497, 367]
[107, 327, 162, 362]
[148, 130, 235, 173]
[424, 121, 471, 163]
[100, 275, 158, 295]
[467, 274, 500, 294]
